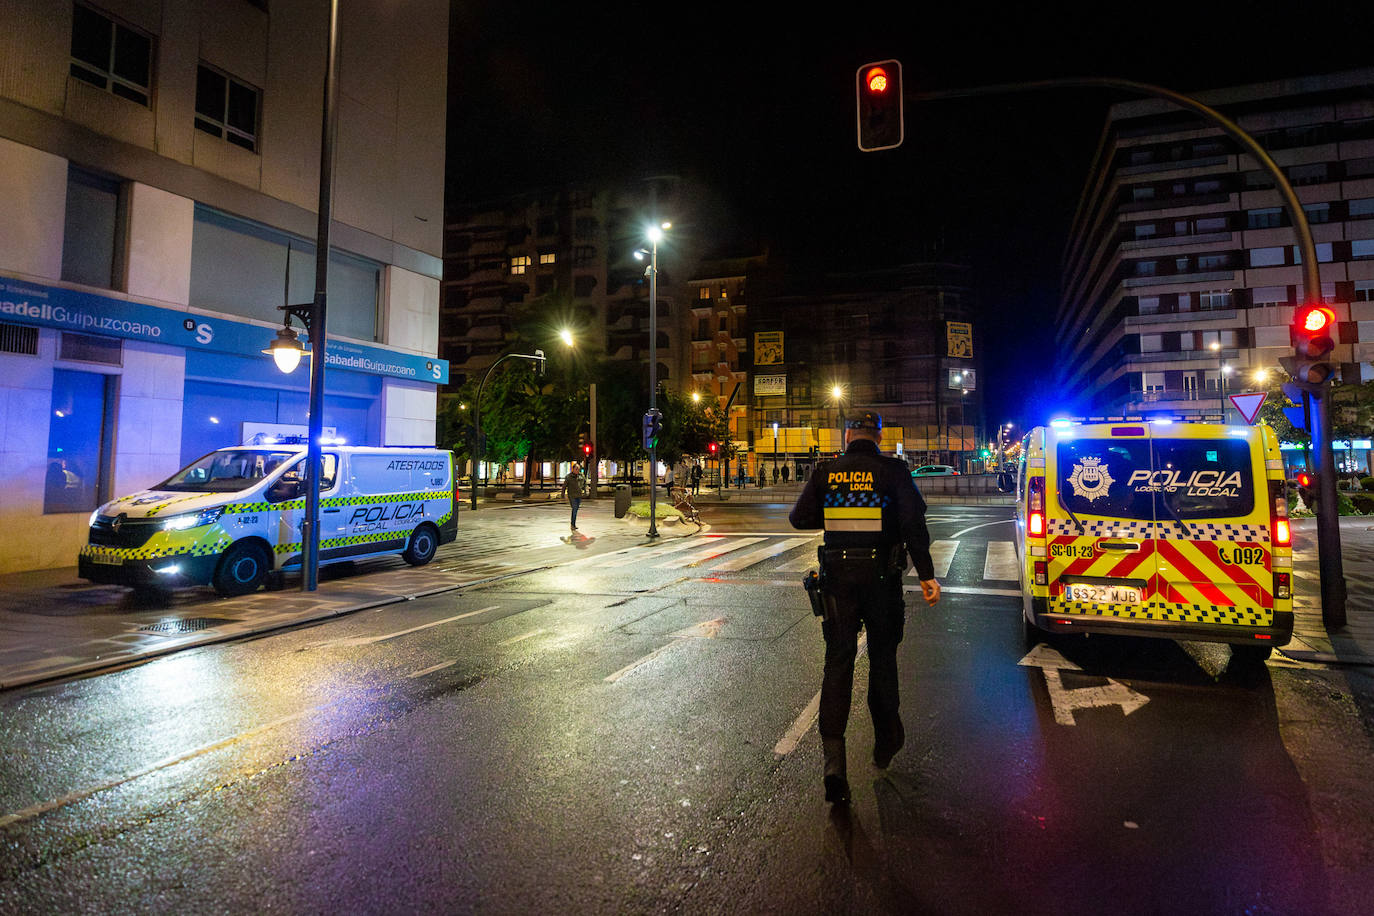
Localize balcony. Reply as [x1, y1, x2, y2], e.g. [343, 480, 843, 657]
[1125, 347, 1239, 368]
[1124, 308, 1238, 330]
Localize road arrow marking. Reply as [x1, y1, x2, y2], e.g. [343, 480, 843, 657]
[1020, 644, 1149, 725]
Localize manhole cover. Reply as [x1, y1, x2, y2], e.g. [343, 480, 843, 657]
[138, 617, 238, 634]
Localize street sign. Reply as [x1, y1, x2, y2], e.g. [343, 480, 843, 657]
[1229, 391, 1266, 425]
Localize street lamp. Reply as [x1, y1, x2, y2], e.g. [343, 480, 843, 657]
[635, 221, 671, 538]
[831, 384, 846, 453]
[470, 348, 547, 511]
[772, 421, 779, 481]
[259, 0, 338, 592]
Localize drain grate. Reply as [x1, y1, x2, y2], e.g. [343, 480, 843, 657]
[138, 617, 238, 634]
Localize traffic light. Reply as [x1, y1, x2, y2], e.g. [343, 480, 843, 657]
[707, 441, 718, 456]
[856, 59, 903, 152]
[1289, 303, 1337, 390]
[642, 409, 662, 450]
[1296, 471, 1312, 488]
[582, 442, 593, 459]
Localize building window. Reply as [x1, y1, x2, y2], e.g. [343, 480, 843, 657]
[698, 286, 711, 300]
[70, 4, 152, 106]
[1133, 223, 1157, 240]
[1345, 158, 1374, 179]
[1247, 208, 1282, 229]
[1197, 254, 1230, 271]
[510, 256, 529, 275]
[1250, 247, 1286, 267]
[1287, 162, 1329, 186]
[1137, 296, 1161, 315]
[1352, 239, 1374, 260]
[1349, 198, 1374, 219]
[1131, 186, 1155, 202]
[45, 369, 114, 514]
[719, 284, 728, 299]
[62, 165, 123, 290]
[539, 252, 556, 265]
[194, 64, 260, 152]
[1198, 290, 1232, 310]
[1196, 216, 1227, 233]
[1133, 260, 1156, 276]
[189, 205, 380, 341]
[1251, 286, 1287, 307]
[1303, 203, 1331, 224]
[1139, 334, 1163, 353]
[1355, 281, 1374, 302]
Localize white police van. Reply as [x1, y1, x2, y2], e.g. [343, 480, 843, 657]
[78, 443, 457, 596]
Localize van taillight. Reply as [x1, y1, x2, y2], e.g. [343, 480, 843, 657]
[1274, 518, 1291, 547]
[1028, 476, 1045, 537]
[1034, 561, 1048, 587]
[1270, 479, 1290, 547]
[1274, 572, 1291, 600]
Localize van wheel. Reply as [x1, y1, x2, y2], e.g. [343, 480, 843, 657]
[213, 542, 270, 596]
[402, 523, 439, 566]
[1230, 643, 1273, 667]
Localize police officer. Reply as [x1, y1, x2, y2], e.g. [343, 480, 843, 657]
[789, 410, 941, 804]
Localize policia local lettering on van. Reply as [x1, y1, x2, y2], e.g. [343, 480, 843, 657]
[789, 410, 941, 806]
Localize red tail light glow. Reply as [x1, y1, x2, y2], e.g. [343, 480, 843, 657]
[1275, 518, 1291, 547]
[1029, 511, 1045, 537]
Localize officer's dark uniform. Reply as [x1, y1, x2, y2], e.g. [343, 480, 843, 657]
[788, 410, 937, 804]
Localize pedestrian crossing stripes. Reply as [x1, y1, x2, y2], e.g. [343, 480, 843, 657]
[577, 533, 1022, 589]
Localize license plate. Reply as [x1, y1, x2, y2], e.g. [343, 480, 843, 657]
[91, 553, 123, 566]
[1065, 583, 1141, 603]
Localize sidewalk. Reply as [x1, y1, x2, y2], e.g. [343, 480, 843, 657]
[0, 498, 692, 691]
[1283, 517, 1374, 667]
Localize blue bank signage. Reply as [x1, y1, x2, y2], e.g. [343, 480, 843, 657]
[0, 278, 448, 385]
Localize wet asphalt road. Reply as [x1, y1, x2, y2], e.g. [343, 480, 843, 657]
[2, 502, 1372, 914]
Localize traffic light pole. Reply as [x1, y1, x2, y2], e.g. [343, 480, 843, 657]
[906, 75, 1346, 627]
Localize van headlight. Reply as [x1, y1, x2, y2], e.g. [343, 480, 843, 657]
[162, 506, 225, 531]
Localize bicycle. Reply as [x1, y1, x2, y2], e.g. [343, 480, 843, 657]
[669, 486, 703, 527]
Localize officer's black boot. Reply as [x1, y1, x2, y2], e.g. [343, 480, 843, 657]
[873, 719, 905, 769]
[822, 737, 850, 804]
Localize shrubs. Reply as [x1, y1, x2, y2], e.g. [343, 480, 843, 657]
[1362, 477, 1374, 492]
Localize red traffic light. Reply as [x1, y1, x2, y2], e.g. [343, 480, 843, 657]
[1295, 304, 1334, 336]
[855, 59, 903, 152]
[707, 441, 718, 455]
[582, 443, 593, 457]
[1296, 471, 1312, 488]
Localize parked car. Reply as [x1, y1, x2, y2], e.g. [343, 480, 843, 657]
[912, 465, 959, 477]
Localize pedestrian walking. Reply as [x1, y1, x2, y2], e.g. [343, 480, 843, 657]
[736, 466, 745, 488]
[690, 463, 703, 496]
[561, 464, 585, 529]
[781, 465, 790, 483]
[789, 410, 941, 805]
[772, 466, 780, 485]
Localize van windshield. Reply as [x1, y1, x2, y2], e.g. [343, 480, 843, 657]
[1057, 437, 1255, 522]
[156, 450, 300, 492]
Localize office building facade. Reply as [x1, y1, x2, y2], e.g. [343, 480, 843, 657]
[0, 0, 448, 572]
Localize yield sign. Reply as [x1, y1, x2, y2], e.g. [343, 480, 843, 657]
[1230, 391, 1267, 425]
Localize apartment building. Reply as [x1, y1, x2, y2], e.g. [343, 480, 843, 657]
[747, 262, 982, 477]
[0, 0, 448, 573]
[441, 178, 694, 391]
[686, 255, 766, 463]
[1059, 69, 1374, 458]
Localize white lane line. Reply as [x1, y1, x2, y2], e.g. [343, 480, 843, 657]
[948, 519, 1015, 539]
[709, 538, 814, 572]
[909, 584, 1021, 598]
[407, 660, 458, 678]
[773, 633, 867, 757]
[325, 605, 500, 648]
[603, 641, 682, 683]
[0, 708, 315, 829]
[776, 549, 820, 572]
[498, 628, 546, 646]
[983, 540, 1020, 581]
[595, 538, 716, 568]
[654, 537, 767, 569]
[918, 540, 958, 579]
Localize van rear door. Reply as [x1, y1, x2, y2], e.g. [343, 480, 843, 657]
[1050, 426, 1156, 609]
[1148, 433, 1272, 624]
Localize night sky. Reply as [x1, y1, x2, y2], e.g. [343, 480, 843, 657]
[445, 1, 1374, 427]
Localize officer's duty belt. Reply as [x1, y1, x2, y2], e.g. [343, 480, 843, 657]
[821, 547, 881, 562]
